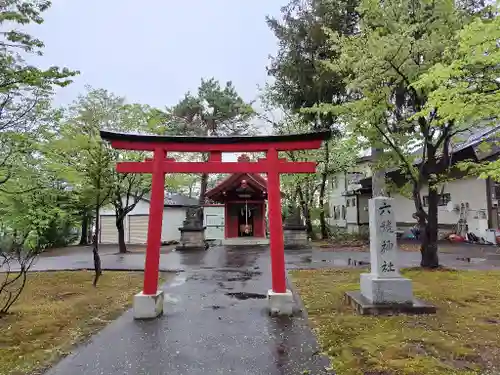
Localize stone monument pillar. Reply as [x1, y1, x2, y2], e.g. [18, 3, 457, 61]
[176, 207, 208, 251]
[345, 196, 436, 315]
[360, 197, 413, 303]
[283, 205, 309, 249]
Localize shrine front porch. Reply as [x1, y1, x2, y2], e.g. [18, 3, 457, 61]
[222, 237, 270, 246]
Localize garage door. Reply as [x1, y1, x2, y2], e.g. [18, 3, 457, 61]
[128, 215, 149, 244]
[100, 216, 117, 244]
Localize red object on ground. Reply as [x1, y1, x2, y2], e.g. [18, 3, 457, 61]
[448, 234, 465, 243]
[100, 130, 330, 296]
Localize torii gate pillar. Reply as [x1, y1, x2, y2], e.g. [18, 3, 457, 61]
[101, 130, 331, 319]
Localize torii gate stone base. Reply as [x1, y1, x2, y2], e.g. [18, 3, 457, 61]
[101, 130, 331, 319]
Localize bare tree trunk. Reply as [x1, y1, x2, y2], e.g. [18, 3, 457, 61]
[93, 200, 102, 287]
[79, 212, 89, 245]
[420, 188, 440, 268]
[371, 147, 386, 197]
[297, 185, 316, 240]
[411, 147, 440, 269]
[198, 173, 208, 205]
[319, 172, 328, 239]
[116, 215, 127, 254]
[319, 141, 330, 239]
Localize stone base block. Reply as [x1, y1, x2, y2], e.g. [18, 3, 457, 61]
[133, 290, 164, 319]
[267, 289, 294, 316]
[284, 228, 310, 249]
[360, 273, 413, 304]
[175, 244, 207, 251]
[345, 291, 436, 316]
[177, 228, 206, 251]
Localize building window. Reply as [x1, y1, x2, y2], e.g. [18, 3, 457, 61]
[494, 182, 500, 199]
[346, 199, 350, 207]
[333, 206, 339, 219]
[341, 205, 346, 219]
[352, 198, 356, 207]
[423, 193, 451, 207]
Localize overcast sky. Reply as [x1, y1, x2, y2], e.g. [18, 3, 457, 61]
[29, 1, 286, 111]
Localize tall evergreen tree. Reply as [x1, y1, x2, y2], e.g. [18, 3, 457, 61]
[160, 78, 255, 204]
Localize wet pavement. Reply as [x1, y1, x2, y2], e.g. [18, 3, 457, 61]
[6, 244, 500, 374]
[45, 246, 332, 375]
[4, 242, 500, 273]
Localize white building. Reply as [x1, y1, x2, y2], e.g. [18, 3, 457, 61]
[99, 193, 198, 244]
[328, 127, 500, 240]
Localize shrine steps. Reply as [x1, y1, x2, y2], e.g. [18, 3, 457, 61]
[222, 237, 270, 246]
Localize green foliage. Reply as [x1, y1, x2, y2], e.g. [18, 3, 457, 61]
[268, 109, 358, 238]
[412, 5, 500, 126]
[157, 78, 256, 137]
[0, 0, 78, 188]
[0, 1, 78, 249]
[49, 88, 159, 225]
[49, 89, 117, 213]
[422, 4, 500, 181]
[0, 143, 78, 250]
[266, 0, 359, 128]
[316, 0, 498, 183]
[305, 0, 498, 264]
[153, 78, 256, 203]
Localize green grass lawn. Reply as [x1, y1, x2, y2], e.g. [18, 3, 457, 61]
[0, 271, 163, 375]
[291, 268, 500, 375]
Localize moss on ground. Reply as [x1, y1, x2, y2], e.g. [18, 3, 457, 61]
[291, 268, 500, 375]
[0, 271, 166, 375]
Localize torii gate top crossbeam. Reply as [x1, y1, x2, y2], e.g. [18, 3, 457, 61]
[100, 130, 331, 152]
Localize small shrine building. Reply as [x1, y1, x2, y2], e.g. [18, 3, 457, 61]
[204, 155, 271, 244]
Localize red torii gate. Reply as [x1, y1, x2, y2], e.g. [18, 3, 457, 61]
[100, 130, 331, 318]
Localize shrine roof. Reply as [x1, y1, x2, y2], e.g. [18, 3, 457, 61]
[205, 173, 267, 199]
[100, 130, 331, 145]
[142, 193, 199, 207]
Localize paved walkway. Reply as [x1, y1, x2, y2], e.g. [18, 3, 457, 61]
[5, 244, 500, 374]
[45, 246, 331, 375]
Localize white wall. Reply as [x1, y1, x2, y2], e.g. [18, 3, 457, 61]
[328, 169, 489, 237]
[358, 195, 370, 224]
[328, 162, 372, 228]
[100, 198, 150, 216]
[162, 207, 187, 242]
[101, 199, 188, 243]
[345, 196, 357, 224]
[328, 172, 347, 227]
[391, 177, 488, 235]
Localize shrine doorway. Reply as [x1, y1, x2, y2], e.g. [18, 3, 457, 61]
[205, 166, 269, 244]
[237, 203, 254, 237]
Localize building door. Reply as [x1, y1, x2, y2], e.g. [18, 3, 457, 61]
[204, 206, 225, 240]
[492, 207, 499, 229]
